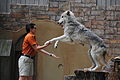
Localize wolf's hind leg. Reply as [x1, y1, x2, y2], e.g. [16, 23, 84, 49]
[91, 55, 100, 71]
[84, 49, 98, 71]
[101, 51, 110, 69]
[88, 49, 96, 69]
[89, 51, 100, 71]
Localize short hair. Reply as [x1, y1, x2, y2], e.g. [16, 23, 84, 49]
[25, 23, 36, 33]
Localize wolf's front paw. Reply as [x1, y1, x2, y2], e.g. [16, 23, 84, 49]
[54, 41, 59, 48]
[54, 43, 58, 48]
[44, 41, 51, 46]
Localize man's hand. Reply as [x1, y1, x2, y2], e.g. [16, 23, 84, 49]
[49, 53, 60, 59]
[40, 49, 60, 59]
[44, 40, 52, 46]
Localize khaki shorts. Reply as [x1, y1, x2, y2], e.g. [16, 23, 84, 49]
[18, 55, 33, 76]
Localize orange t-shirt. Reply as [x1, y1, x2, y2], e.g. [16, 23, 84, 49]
[22, 32, 38, 56]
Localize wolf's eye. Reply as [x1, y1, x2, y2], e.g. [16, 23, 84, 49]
[61, 16, 63, 18]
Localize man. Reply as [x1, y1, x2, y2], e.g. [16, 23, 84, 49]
[18, 23, 59, 80]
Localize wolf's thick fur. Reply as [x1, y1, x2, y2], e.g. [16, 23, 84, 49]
[45, 10, 108, 71]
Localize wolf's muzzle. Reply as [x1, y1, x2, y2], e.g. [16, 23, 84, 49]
[57, 21, 63, 25]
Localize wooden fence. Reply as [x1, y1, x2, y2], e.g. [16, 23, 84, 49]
[97, 0, 120, 6]
[0, 0, 49, 14]
[0, 0, 120, 14]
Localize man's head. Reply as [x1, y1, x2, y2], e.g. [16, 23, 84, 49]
[26, 23, 36, 34]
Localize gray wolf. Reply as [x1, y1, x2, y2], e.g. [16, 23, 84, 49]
[45, 10, 108, 71]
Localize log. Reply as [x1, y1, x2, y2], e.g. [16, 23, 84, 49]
[64, 69, 109, 80]
[74, 69, 109, 80]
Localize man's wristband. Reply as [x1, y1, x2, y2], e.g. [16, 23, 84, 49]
[49, 54, 52, 56]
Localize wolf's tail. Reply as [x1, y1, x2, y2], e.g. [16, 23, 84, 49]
[102, 50, 110, 68]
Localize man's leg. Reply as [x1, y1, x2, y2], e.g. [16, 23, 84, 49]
[19, 76, 28, 80]
[18, 56, 33, 80]
[28, 76, 33, 80]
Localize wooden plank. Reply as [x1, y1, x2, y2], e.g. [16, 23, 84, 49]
[34, 0, 39, 5]
[97, 0, 102, 6]
[0, 0, 2, 13]
[17, 0, 21, 4]
[19, 0, 25, 4]
[11, 0, 17, 4]
[38, 0, 43, 5]
[28, 0, 35, 4]
[17, 0, 35, 5]
[116, 0, 120, 5]
[43, 0, 49, 5]
[106, 0, 111, 7]
[97, 0, 120, 6]
[26, 0, 30, 4]
[101, 0, 106, 6]
[0, 0, 11, 13]
[10, 0, 49, 6]
[0, 40, 12, 56]
[38, 0, 49, 6]
[4, 0, 7, 12]
[0, 0, 7, 13]
[111, 0, 116, 6]
[6, 0, 11, 13]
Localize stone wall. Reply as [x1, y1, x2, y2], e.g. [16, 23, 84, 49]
[0, 0, 120, 56]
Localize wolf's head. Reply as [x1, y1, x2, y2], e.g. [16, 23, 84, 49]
[57, 10, 76, 26]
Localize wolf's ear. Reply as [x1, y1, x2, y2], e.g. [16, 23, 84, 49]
[67, 11, 70, 16]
